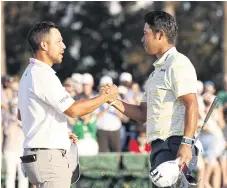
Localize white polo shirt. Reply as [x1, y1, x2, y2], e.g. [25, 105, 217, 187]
[141, 47, 197, 143]
[18, 58, 75, 151]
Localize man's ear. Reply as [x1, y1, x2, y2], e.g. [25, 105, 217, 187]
[40, 41, 48, 51]
[157, 30, 165, 41]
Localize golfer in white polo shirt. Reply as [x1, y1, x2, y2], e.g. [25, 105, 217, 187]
[101, 11, 199, 187]
[17, 21, 118, 188]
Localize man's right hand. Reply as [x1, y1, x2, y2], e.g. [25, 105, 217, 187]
[99, 84, 119, 103]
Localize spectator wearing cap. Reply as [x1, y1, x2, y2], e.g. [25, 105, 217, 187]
[204, 80, 216, 94]
[71, 73, 83, 96]
[72, 73, 98, 136]
[96, 76, 125, 152]
[119, 72, 132, 87]
[118, 73, 139, 151]
[63, 78, 76, 98]
[74, 73, 97, 101]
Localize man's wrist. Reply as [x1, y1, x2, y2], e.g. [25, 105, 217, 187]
[99, 94, 109, 103]
[181, 136, 195, 145]
[109, 100, 117, 107]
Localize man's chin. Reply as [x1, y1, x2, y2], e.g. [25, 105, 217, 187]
[144, 49, 154, 55]
[55, 59, 63, 64]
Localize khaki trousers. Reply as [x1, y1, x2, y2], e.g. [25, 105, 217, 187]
[21, 149, 72, 188]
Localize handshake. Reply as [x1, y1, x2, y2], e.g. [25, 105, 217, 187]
[99, 83, 119, 103]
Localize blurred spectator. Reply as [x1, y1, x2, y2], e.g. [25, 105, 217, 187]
[2, 76, 15, 101]
[1, 83, 9, 149]
[71, 73, 83, 96]
[199, 92, 225, 188]
[99, 75, 113, 86]
[3, 81, 29, 188]
[96, 76, 123, 152]
[119, 72, 132, 86]
[73, 111, 98, 156]
[128, 131, 151, 153]
[216, 75, 227, 187]
[74, 73, 97, 100]
[217, 74, 227, 135]
[118, 73, 138, 151]
[196, 80, 206, 188]
[196, 80, 206, 124]
[204, 80, 216, 94]
[96, 103, 122, 152]
[130, 82, 143, 105]
[63, 77, 76, 98]
[119, 72, 133, 101]
[63, 78, 77, 132]
[71, 73, 82, 83]
[72, 73, 98, 132]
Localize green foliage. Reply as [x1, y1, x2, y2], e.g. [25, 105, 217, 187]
[3, 1, 225, 88]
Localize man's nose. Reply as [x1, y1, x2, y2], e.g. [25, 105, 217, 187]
[62, 42, 66, 49]
[141, 36, 144, 43]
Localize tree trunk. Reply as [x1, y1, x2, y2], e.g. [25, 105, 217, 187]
[224, 1, 227, 75]
[163, 2, 179, 17]
[1, 1, 6, 76]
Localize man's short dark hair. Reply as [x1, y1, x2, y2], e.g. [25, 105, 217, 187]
[144, 11, 178, 44]
[27, 21, 58, 53]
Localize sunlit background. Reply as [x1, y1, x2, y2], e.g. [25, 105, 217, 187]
[1, 1, 227, 188]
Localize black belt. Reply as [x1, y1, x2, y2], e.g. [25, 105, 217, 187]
[151, 136, 183, 146]
[26, 148, 66, 154]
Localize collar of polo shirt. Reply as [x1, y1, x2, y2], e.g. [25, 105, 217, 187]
[153, 47, 177, 68]
[30, 58, 56, 74]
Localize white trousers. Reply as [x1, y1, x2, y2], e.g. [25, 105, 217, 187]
[4, 151, 29, 188]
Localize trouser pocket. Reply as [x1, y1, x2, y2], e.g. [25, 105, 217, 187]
[21, 159, 41, 185]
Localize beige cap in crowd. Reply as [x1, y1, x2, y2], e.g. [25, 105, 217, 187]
[99, 76, 113, 87]
[82, 73, 94, 84]
[119, 72, 132, 83]
[71, 73, 82, 83]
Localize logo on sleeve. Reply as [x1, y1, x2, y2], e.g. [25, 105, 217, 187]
[59, 95, 70, 103]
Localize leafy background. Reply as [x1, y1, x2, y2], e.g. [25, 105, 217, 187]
[3, 1, 226, 89]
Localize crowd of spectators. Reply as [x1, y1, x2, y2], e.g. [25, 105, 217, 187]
[1, 72, 227, 187]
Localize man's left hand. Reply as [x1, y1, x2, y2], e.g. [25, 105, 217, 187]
[68, 132, 78, 144]
[177, 144, 192, 167]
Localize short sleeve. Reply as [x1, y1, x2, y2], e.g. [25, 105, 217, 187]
[141, 82, 148, 103]
[141, 91, 147, 103]
[35, 73, 75, 114]
[171, 60, 197, 98]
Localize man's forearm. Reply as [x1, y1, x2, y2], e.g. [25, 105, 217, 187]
[184, 102, 198, 138]
[111, 99, 146, 123]
[72, 95, 107, 117]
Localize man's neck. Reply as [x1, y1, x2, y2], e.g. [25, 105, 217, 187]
[156, 44, 174, 59]
[34, 52, 53, 67]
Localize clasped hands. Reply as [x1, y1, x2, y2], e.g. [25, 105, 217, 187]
[99, 83, 119, 103]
